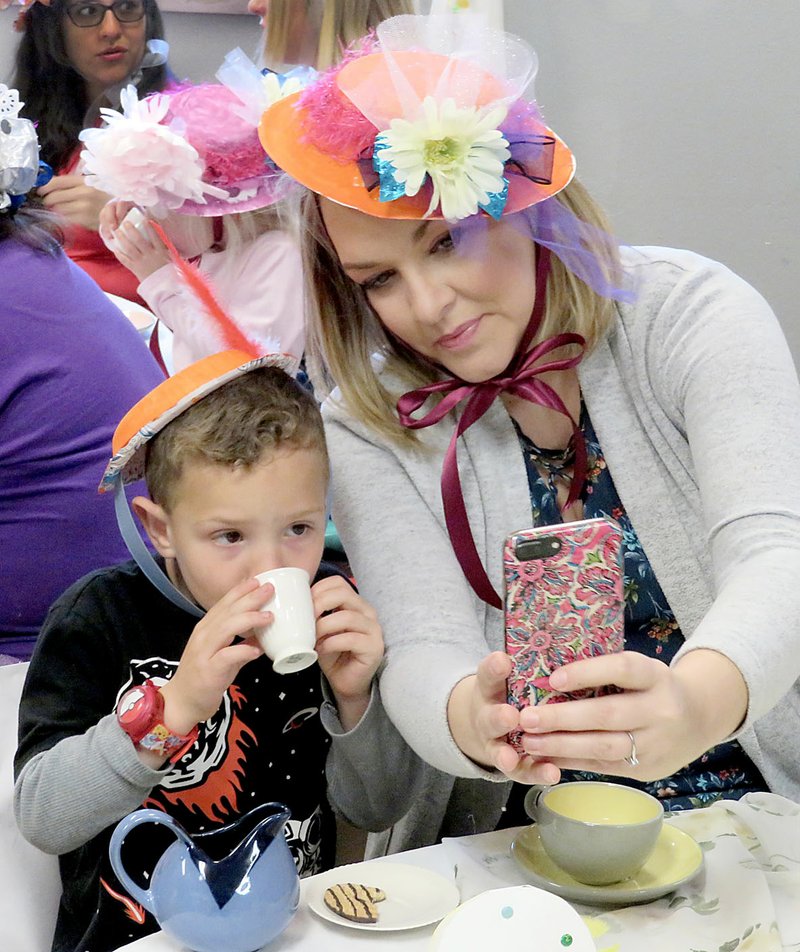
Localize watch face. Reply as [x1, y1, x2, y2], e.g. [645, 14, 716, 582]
[117, 682, 158, 740]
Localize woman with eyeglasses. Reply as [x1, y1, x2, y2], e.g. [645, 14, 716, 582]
[11, 0, 172, 303]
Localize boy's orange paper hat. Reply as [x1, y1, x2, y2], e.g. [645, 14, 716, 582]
[259, 15, 575, 222]
[99, 350, 296, 492]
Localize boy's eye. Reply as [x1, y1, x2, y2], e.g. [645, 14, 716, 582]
[289, 523, 310, 537]
[214, 530, 243, 546]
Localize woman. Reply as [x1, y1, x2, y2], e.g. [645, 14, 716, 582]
[0, 82, 164, 659]
[251, 0, 415, 70]
[11, 0, 171, 301]
[259, 13, 800, 853]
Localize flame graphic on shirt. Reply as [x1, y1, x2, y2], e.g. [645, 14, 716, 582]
[145, 684, 257, 822]
[100, 877, 146, 925]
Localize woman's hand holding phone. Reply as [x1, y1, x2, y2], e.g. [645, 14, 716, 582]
[448, 516, 749, 782]
[497, 517, 749, 780]
[515, 646, 749, 781]
[447, 653, 562, 784]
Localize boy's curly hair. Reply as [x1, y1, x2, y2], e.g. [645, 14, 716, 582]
[145, 366, 327, 510]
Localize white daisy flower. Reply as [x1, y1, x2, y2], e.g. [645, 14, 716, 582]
[259, 71, 305, 108]
[376, 96, 511, 221]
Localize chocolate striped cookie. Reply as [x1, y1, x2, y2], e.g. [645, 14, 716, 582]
[323, 883, 387, 923]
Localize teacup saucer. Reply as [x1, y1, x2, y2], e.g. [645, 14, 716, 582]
[510, 824, 703, 907]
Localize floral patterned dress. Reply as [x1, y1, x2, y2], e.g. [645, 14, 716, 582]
[512, 408, 766, 812]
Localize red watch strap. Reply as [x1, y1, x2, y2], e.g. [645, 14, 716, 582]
[168, 725, 199, 763]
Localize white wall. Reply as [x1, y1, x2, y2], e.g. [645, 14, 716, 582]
[505, 1, 799, 362]
[3, 1, 798, 361]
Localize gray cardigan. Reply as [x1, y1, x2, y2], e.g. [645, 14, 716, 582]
[323, 246, 800, 854]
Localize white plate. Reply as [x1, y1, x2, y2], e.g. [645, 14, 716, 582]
[104, 291, 156, 334]
[303, 861, 460, 932]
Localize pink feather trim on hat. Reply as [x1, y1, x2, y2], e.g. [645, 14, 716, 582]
[295, 37, 380, 163]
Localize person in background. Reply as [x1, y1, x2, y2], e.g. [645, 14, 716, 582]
[252, 0, 415, 70]
[0, 82, 164, 661]
[87, 63, 306, 374]
[9, 0, 172, 302]
[259, 12, 800, 854]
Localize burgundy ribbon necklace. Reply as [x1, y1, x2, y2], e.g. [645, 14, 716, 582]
[396, 246, 587, 609]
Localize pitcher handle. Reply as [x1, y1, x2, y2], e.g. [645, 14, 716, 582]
[109, 808, 195, 913]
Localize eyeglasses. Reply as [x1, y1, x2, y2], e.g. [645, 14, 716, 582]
[64, 0, 146, 28]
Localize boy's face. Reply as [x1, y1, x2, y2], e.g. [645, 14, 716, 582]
[140, 447, 328, 611]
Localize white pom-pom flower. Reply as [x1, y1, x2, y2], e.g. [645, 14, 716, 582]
[79, 85, 225, 216]
[376, 96, 510, 222]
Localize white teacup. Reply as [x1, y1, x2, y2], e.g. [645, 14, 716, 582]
[253, 568, 318, 675]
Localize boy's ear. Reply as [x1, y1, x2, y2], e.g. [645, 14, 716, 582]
[132, 496, 176, 559]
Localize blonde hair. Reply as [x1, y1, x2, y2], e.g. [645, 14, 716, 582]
[145, 366, 328, 510]
[265, 0, 415, 70]
[219, 202, 291, 258]
[300, 180, 622, 449]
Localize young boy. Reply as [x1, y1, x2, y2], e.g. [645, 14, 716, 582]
[14, 351, 423, 952]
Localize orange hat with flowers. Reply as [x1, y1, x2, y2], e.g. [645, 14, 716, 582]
[259, 13, 574, 223]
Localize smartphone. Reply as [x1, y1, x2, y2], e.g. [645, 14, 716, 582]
[504, 517, 625, 751]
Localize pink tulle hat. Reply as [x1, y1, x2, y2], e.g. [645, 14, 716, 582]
[80, 54, 306, 217]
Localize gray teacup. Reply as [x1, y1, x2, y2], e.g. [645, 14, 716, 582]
[524, 781, 664, 885]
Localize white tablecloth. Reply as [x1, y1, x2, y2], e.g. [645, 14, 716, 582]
[120, 792, 800, 952]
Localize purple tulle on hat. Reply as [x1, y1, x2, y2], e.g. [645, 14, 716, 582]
[449, 196, 635, 304]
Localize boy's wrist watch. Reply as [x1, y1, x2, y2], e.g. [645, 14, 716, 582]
[116, 679, 199, 763]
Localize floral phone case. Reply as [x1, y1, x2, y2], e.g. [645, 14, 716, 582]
[504, 517, 625, 752]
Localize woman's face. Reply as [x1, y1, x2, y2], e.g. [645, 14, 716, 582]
[62, 0, 148, 102]
[320, 199, 539, 384]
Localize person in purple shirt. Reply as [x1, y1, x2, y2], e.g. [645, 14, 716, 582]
[0, 84, 164, 659]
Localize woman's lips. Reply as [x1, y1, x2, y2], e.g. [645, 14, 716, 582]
[436, 317, 482, 350]
[99, 47, 127, 60]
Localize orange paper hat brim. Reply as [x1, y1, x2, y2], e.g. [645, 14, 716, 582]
[259, 50, 575, 220]
[99, 350, 296, 492]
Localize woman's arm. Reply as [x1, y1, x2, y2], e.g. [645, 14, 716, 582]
[38, 173, 110, 232]
[324, 409, 528, 781]
[516, 252, 800, 780]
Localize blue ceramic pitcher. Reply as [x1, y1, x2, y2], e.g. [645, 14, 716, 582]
[109, 802, 299, 952]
